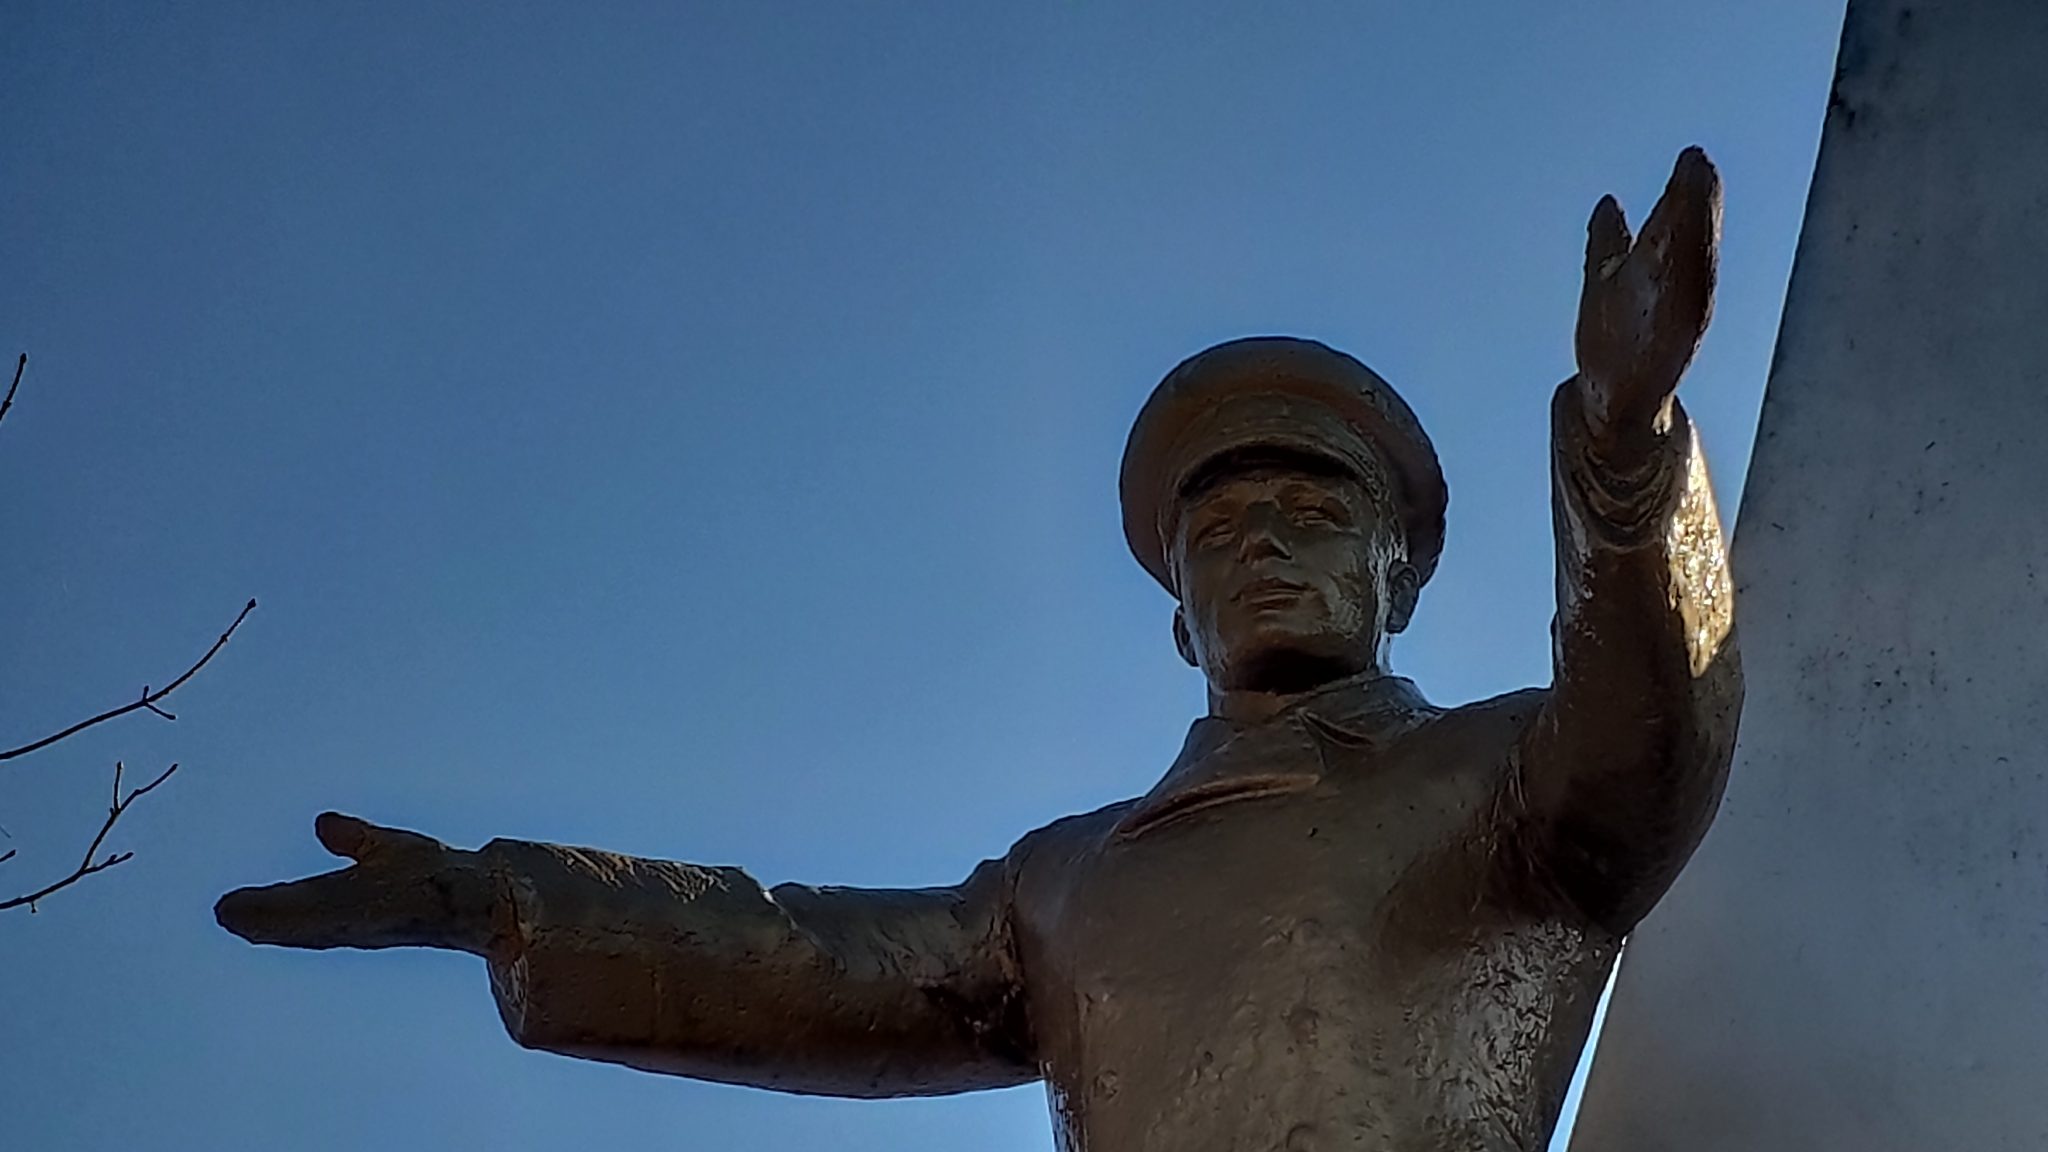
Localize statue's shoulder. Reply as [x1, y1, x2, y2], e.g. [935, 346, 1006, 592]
[1421, 685, 1550, 747]
[1453, 684, 1550, 719]
[1000, 798, 1136, 895]
[1009, 799, 1134, 861]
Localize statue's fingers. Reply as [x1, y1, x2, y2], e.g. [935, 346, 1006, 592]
[313, 811, 372, 859]
[1638, 150, 1721, 337]
[1645, 148, 1723, 260]
[314, 811, 444, 862]
[1669, 145, 1717, 195]
[1686, 148, 1724, 283]
[1585, 194, 1632, 282]
[214, 871, 366, 948]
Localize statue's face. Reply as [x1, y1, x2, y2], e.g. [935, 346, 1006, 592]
[1169, 460, 1416, 695]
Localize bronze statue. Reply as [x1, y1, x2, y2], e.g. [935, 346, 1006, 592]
[219, 149, 1741, 1152]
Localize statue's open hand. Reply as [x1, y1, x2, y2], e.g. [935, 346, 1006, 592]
[1575, 146, 1722, 451]
[215, 812, 497, 954]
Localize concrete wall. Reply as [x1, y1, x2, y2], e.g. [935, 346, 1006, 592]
[1569, 2, 2048, 1148]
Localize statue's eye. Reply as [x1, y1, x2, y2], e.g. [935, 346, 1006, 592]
[1192, 518, 1233, 548]
[1293, 502, 1345, 526]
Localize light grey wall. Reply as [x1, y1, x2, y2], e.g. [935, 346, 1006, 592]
[1570, 1, 2048, 1148]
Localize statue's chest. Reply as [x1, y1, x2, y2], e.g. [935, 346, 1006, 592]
[1036, 723, 1508, 1008]
[1014, 725, 1524, 1150]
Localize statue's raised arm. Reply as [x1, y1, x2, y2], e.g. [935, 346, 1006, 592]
[1516, 147, 1745, 933]
[215, 814, 1034, 1097]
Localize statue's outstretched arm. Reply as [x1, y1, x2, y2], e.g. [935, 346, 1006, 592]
[217, 814, 1035, 1097]
[1516, 149, 1745, 934]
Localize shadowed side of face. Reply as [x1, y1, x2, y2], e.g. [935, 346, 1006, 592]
[1169, 452, 1417, 696]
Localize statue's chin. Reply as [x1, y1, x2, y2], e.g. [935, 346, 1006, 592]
[1224, 640, 1369, 697]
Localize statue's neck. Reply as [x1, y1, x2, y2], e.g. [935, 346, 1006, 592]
[1207, 663, 1391, 725]
[1209, 686, 1300, 725]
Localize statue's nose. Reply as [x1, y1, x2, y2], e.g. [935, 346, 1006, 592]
[1236, 505, 1293, 562]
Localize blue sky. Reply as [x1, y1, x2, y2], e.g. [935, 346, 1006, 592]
[0, 3, 1843, 1148]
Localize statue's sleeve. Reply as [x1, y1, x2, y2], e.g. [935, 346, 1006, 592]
[478, 839, 1034, 1097]
[1515, 377, 1743, 934]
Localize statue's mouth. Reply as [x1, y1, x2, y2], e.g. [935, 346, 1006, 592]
[1236, 576, 1311, 607]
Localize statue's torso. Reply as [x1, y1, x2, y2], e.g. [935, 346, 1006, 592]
[1010, 687, 1617, 1152]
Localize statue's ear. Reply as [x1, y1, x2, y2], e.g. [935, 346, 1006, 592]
[1172, 607, 1199, 668]
[1384, 561, 1421, 636]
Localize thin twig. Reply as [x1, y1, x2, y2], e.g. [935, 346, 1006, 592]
[0, 353, 24, 434]
[0, 760, 179, 912]
[0, 849, 15, 865]
[1, 599, 256, 763]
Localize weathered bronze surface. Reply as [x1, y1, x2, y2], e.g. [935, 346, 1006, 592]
[218, 150, 1742, 1152]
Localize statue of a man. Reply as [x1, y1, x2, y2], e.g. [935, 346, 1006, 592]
[219, 150, 1741, 1151]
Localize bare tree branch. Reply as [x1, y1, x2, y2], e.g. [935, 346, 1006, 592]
[1, 599, 257, 763]
[0, 760, 179, 912]
[0, 353, 24, 434]
[0, 352, 255, 912]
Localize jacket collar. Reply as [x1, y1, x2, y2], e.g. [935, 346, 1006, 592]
[1229, 670, 1435, 743]
[1115, 673, 1437, 840]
